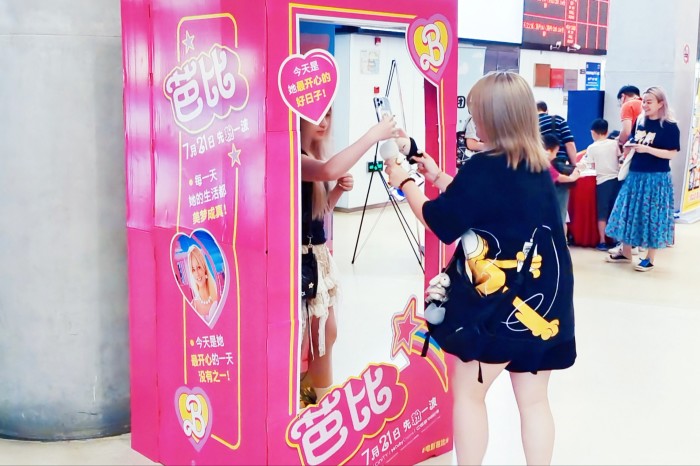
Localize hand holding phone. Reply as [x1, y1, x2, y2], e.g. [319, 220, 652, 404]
[373, 96, 392, 122]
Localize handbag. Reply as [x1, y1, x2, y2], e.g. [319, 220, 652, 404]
[301, 248, 318, 300]
[301, 208, 318, 300]
[422, 228, 550, 364]
[551, 157, 575, 176]
[618, 115, 644, 181]
[617, 149, 634, 181]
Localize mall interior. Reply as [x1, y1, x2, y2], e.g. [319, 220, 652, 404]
[1, 0, 700, 465]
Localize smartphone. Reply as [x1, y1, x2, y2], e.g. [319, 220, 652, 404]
[373, 96, 392, 122]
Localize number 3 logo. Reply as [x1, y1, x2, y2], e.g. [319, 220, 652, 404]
[407, 15, 453, 86]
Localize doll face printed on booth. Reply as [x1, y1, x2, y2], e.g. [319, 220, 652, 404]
[170, 229, 228, 328]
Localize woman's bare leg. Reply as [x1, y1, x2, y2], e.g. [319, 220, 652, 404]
[510, 370, 554, 465]
[307, 306, 337, 400]
[453, 360, 508, 465]
[645, 247, 657, 263]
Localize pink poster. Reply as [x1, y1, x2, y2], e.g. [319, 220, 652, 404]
[122, 1, 457, 464]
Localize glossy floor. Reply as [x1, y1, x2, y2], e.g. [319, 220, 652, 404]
[2, 205, 699, 465]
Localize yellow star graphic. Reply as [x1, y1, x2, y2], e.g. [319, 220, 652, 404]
[182, 31, 195, 54]
[228, 143, 242, 167]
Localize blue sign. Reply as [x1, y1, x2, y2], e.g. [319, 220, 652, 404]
[585, 62, 601, 90]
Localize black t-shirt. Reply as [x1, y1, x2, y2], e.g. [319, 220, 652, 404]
[629, 118, 680, 173]
[422, 152, 575, 369]
[301, 181, 326, 245]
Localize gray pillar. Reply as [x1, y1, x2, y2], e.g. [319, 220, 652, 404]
[604, 0, 700, 211]
[0, 0, 129, 440]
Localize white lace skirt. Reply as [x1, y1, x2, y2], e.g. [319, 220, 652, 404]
[301, 243, 340, 357]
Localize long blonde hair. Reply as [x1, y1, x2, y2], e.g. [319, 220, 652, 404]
[643, 86, 675, 126]
[187, 246, 218, 302]
[467, 71, 550, 172]
[301, 114, 332, 219]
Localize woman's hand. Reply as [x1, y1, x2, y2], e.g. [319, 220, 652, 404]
[368, 114, 398, 142]
[412, 152, 440, 182]
[384, 158, 410, 187]
[626, 143, 648, 153]
[336, 173, 354, 191]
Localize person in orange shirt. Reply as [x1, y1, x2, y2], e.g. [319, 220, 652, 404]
[618, 85, 642, 147]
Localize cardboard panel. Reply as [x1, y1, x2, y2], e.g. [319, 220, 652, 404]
[123, 1, 457, 464]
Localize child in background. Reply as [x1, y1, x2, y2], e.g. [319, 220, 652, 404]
[582, 118, 621, 251]
[543, 133, 581, 236]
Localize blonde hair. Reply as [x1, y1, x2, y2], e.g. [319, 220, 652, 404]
[187, 246, 218, 302]
[467, 71, 550, 172]
[643, 86, 675, 125]
[301, 114, 332, 219]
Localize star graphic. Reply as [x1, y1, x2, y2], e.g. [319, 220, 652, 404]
[228, 143, 242, 167]
[391, 297, 423, 358]
[182, 30, 195, 54]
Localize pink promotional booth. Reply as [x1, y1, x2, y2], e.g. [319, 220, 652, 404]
[121, 0, 457, 464]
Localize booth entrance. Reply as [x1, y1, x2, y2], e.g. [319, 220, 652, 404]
[122, 1, 457, 464]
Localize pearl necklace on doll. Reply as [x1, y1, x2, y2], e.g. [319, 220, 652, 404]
[195, 295, 213, 305]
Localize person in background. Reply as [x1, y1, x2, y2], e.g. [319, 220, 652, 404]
[543, 133, 581, 237]
[459, 106, 486, 166]
[605, 86, 679, 272]
[582, 118, 622, 251]
[538, 101, 578, 242]
[617, 85, 643, 147]
[537, 101, 578, 166]
[386, 71, 576, 465]
[300, 109, 396, 403]
[609, 85, 643, 256]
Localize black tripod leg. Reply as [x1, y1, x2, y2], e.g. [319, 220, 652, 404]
[378, 172, 424, 272]
[351, 169, 375, 264]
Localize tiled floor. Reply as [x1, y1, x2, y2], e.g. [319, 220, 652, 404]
[2, 204, 699, 465]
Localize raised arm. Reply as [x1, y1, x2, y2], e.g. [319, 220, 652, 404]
[301, 115, 396, 181]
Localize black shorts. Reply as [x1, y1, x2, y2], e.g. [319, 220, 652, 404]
[596, 178, 621, 221]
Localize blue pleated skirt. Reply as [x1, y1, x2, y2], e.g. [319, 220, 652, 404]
[605, 171, 675, 249]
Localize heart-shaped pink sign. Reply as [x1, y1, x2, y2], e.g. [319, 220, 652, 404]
[170, 229, 228, 328]
[406, 14, 453, 86]
[277, 48, 338, 124]
[174, 386, 213, 452]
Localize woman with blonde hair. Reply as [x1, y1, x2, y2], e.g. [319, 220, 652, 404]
[605, 86, 679, 271]
[187, 246, 219, 321]
[300, 108, 396, 402]
[385, 71, 576, 465]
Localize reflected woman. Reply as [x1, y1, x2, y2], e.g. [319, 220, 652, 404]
[188, 245, 219, 321]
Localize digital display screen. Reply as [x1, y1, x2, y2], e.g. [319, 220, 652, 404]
[522, 0, 609, 55]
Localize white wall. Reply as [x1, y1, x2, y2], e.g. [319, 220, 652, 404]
[457, 45, 486, 130]
[333, 33, 426, 210]
[519, 49, 606, 118]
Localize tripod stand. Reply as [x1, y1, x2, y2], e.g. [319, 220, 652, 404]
[350, 60, 424, 271]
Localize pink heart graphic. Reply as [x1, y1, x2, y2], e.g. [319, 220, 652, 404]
[277, 48, 338, 124]
[170, 229, 228, 329]
[406, 14, 453, 86]
[174, 386, 213, 452]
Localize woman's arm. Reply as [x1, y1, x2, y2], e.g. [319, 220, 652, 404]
[466, 138, 485, 152]
[301, 116, 396, 182]
[383, 152, 451, 229]
[326, 174, 353, 210]
[629, 143, 678, 160]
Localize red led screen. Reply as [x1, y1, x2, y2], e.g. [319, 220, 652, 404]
[523, 0, 609, 55]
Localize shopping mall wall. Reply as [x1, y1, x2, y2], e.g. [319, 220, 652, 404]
[605, 0, 700, 210]
[0, 0, 129, 439]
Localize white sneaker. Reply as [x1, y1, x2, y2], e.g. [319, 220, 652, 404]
[608, 244, 639, 255]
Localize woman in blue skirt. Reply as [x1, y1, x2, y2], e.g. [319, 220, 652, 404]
[605, 86, 679, 271]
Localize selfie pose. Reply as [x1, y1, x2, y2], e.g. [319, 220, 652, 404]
[300, 108, 396, 403]
[385, 71, 576, 465]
